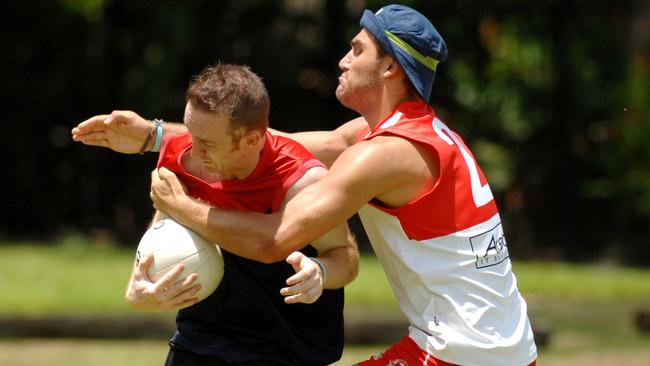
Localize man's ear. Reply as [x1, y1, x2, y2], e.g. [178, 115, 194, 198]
[382, 57, 400, 79]
[240, 130, 263, 150]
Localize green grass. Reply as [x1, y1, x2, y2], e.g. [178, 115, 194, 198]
[516, 261, 650, 352]
[344, 252, 399, 308]
[1, 242, 650, 365]
[0, 340, 168, 366]
[516, 261, 650, 300]
[0, 242, 134, 316]
[0, 339, 386, 366]
[347, 258, 650, 306]
[1, 242, 650, 313]
[0, 241, 401, 316]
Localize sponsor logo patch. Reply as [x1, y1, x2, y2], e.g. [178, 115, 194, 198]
[469, 222, 509, 269]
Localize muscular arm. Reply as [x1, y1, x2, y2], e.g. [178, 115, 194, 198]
[152, 135, 431, 269]
[281, 167, 358, 289]
[153, 165, 360, 282]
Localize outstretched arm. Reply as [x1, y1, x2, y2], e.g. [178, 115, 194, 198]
[71, 110, 186, 154]
[72, 110, 366, 164]
[269, 117, 367, 167]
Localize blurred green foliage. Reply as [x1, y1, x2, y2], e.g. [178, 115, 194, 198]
[0, 0, 648, 264]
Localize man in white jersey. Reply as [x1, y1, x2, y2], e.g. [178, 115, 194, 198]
[72, 4, 537, 365]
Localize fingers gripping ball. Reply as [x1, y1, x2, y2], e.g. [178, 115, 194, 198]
[136, 217, 224, 302]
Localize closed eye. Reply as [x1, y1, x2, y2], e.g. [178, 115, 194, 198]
[351, 40, 362, 57]
[194, 137, 214, 148]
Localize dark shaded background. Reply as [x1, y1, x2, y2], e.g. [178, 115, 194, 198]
[1, 0, 648, 265]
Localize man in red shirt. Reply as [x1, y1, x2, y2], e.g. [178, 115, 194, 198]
[74, 64, 358, 365]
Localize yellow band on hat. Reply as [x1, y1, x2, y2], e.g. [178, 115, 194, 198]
[385, 31, 439, 71]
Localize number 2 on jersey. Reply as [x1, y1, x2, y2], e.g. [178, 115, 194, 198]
[432, 118, 494, 208]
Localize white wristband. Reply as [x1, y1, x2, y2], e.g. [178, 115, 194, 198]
[309, 257, 328, 284]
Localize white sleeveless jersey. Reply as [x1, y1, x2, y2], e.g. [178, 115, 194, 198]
[357, 101, 537, 366]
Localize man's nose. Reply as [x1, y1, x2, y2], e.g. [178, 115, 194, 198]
[338, 51, 351, 71]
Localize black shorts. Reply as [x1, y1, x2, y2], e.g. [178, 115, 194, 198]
[163, 342, 291, 366]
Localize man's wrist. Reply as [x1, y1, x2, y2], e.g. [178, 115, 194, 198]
[139, 119, 164, 154]
[309, 257, 328, 284]
[166, 194, 198, 228]
[151, 119, 164, 152]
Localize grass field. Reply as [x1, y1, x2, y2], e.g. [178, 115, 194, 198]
[0, 242, 649, 365]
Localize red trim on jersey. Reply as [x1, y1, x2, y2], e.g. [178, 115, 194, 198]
[356, 336, 458, 366]
[157, 131, 324, 213]
[357, 101, 499, 240]
[357, 337, 536, 366]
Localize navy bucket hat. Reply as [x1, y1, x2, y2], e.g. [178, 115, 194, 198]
[360, 4, 448, 101]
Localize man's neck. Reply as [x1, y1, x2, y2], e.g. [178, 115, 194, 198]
[364, 94, 419, 129]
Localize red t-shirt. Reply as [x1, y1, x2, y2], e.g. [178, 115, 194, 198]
[157, 131, 324, 213]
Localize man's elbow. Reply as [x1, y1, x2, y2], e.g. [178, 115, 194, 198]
[248, 237, 295, 264]
[344, 252, 360, 285]
[350, 260, 360, 283]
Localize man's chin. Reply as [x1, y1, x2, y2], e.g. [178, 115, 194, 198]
[335, 89, 350, 106]
[335, 85, 344, 98]
[335, 92, 357, 112]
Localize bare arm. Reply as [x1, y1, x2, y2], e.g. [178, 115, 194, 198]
[152, 165, 360, 263]
[269, 117, 367, 167]
[72, 110, 365, 164]
[276, 167, 359, 303]
[151, 165, 360, 304]
[71, 110, 186, 154]
[151, 135, 425, 267]
[280, 167, 359, 290]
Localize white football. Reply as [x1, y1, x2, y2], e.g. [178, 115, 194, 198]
[136, 216, 224, 302]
